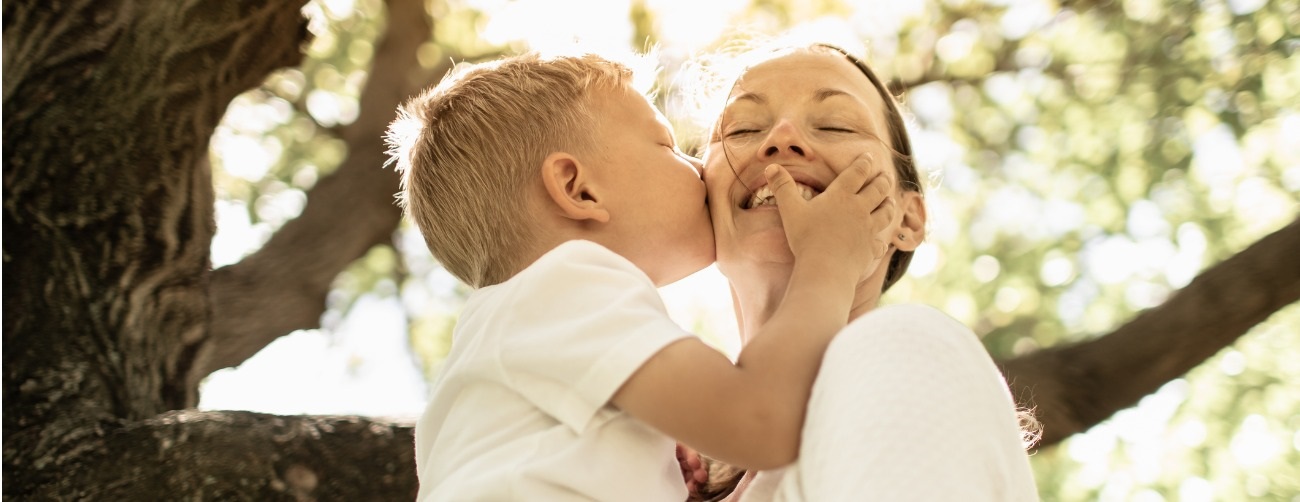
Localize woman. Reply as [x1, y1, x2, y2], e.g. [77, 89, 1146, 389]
[683, 41, 1039, 501]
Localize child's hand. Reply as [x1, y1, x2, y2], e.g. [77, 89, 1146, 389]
[764, 154, 896, 277]
[676, 443, 708, 499]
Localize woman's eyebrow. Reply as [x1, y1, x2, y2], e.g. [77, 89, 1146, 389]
[814, 87, 862, 104]
[731, 91, 766, 105]
[727, 88, 867, 113]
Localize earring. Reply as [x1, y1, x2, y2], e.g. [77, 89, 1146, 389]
[898, 233, 906, 240]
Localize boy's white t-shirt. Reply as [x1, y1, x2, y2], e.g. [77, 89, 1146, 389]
[414, 240, 691, 501]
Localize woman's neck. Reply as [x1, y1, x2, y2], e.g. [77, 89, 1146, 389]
[729, 263, 884, 346]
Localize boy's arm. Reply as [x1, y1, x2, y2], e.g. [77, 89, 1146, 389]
[613, 155, 895, 470]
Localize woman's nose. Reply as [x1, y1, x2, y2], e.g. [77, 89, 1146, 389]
[759, 120, 810, 159]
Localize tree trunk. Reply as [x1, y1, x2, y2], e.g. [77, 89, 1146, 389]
[3, 0, 311, 497]
[4, 0, 1298, 499]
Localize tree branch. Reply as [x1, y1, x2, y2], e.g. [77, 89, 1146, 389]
[1057, 0, 1124, 15]
[893, 37, 1064, 93]
[200, 0, 435, 380]
[1001, 216, 1300, 447]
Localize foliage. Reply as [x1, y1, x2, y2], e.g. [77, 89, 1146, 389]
[206, 0, 1299, 499]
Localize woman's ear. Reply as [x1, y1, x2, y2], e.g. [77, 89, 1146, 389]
[893, 190, 927, 251]
[540, 151, 609, 223]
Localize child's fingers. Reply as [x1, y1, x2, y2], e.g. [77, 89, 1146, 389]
[686, 453, 707, 483]
[683, 451, 701, 471]
[873, 232, 892, 259]
[873, 195, 898, 224]
[859, 173, 895, 211]
[764, 164, 804, 210]
[872, 196, 899, 257]
[825, 153, 875, 194]
[676, 443, 706, 476]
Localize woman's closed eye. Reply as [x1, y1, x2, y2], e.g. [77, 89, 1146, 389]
[817, 126, 856, 133]
[723, 128, 760, 138]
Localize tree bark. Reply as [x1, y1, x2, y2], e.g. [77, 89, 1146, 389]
[65, 411, 415, 500]
[1000, 216, 1300, 448]
[3, 0, 311, 496]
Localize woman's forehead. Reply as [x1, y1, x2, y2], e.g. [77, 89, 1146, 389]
[730, 51, 883, 107]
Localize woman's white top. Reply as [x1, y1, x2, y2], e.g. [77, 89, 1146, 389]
[741, 304, 1040, 501]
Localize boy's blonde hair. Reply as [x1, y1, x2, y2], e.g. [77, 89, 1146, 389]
[386, 53, 635, 287]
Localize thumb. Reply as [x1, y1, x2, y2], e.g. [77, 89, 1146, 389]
[764, 164, 803, 210]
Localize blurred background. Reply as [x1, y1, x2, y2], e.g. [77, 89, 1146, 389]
[195, 0, 1299, 499]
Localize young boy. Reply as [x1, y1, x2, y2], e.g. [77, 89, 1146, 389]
[386, 51, 896, 500]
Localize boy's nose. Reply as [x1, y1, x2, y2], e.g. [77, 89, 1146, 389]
[686, 155, 704, 176]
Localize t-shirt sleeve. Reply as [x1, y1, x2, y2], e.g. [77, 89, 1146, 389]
[494, 241, 693, 434]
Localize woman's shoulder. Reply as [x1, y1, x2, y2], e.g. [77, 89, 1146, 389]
[834, 302, 1021, 421]
[854, 303, 975, 342]
[840, 302, 993, 368]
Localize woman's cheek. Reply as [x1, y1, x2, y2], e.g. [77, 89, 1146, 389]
[701, 165, 733, 230]
[831, 141, 893, 177]
[701, 153, 736, 196]
[701, 163, 728, 198]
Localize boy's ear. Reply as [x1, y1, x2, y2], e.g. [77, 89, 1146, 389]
[893, 191, 926, 252]
[540, 152, 609, 223]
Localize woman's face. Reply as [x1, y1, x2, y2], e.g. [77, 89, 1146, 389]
[704, 50, 914, 278]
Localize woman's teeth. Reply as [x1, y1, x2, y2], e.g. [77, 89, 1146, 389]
[746, 183, 818, 208]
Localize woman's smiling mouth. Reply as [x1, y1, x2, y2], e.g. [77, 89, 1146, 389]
[743, 182, 821, 209]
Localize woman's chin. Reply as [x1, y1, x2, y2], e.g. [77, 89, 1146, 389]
[718, 229, 794, 269]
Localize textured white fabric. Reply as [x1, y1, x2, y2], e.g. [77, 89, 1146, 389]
[414, 240, 691, 501]
[741, 304, 1039, 501]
